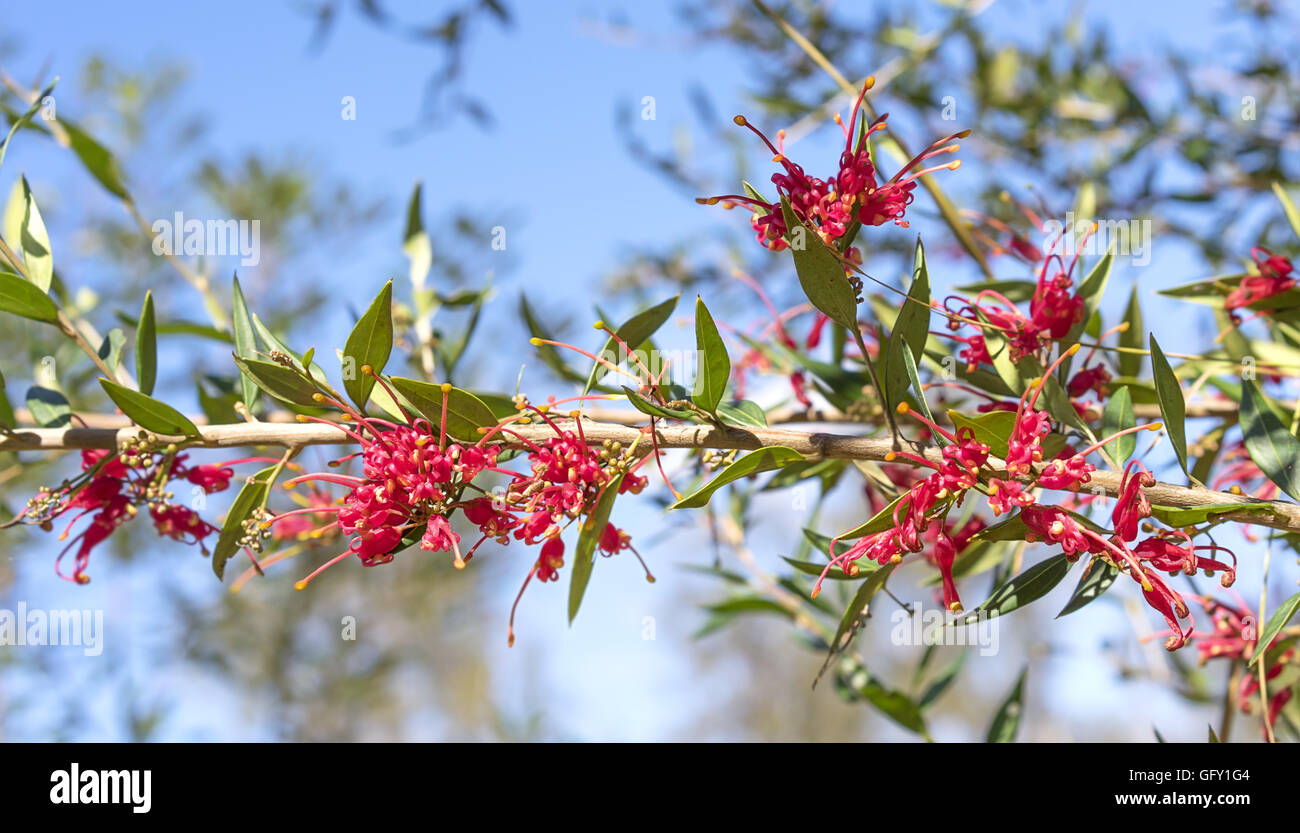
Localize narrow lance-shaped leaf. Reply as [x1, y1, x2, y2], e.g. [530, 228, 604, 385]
[63, 120, 130, 200]
[389, 377, 498, 443]
[233, 356, 321, 407]
[692, 296, 729, 413]
[670, 446, 805, 510]
[212, 467, 278, 580]
[1239, 382, 1300, 501]
[584, 294, 679, 394]
[1100, 385, 1136, 465]
[1249, 589, 1300, 667]
[26, 386, 70, 427]
[135, 290, 157, 396]
[569, 473, 625, 624]
[955, 554, 1073, 625]
[342, 280, 394, 410]
[1057, 559, 1120, 617]
[986, 667, 1028, 742]
[1149, 334, 1191, 480]
[230, 276, 259, 413]
[99, 379, 199, 437]
[3, 176, 53, 292]
[781, 197, 858, 330]
[0, 79, 57, 171]
[884, 238, 931, 412]
[0, 271, 59, 323]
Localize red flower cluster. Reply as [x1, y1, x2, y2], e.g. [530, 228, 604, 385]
[699, 79, 965, 253]
[1225, 247, 1295, 319]
[1188, 596, 1295, 736]
[270, 381, 651, 645]
[15, 441, 254, 584]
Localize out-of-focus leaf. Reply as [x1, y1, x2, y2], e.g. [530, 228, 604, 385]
[63, 120, 130, 200]
[955, 554, 1072, 625]
[3, 176, 53, 291]
[0, 271, 58, 322]
[986, 667, 1027, 742]
[1057, 559, 1119, 617]
[1249, 589, 1300, 667]
[584, 294, 678, 393]
[1240, 382, 1300, 501]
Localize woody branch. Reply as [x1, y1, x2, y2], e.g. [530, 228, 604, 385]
[6, 417, 1298, 533]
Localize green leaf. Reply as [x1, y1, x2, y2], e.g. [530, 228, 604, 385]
[956, 554, 1072, 625]
[898, 336, 935, 428]
[584, 294, 678, 394]
[1240, 382, 1300, 501]
[0, 80, 56, 171]
[1057, 559, 1119, 617]
[831, 563, 896, 652]
[1149, 335, 1191, 479]
[233, 356, 321, 407]
[948, 409, 1017, 457]
[1272, 182, 1300, 242]
[63, 121, 130, 200]
[212, 467, 278, 579]
[230, 276, 259, 413]
[692, 296, 729, 413]
[1101, 385, 1136, 465]
[3, 176, 53, 291]
[389, 377, 497, 443]
[0, 271, 58, 323]
[781, 197, 858, 330]
[25, 385, 70, 427]
[569, 473, 624, 623]
[342, 281, 394, 410]
[622, 386, 695, 420]
[0, 368, 13, 428]
[99, 379, 199, 436]
[669, 446, 805, 509]
[135, 290, 157, 396]
[918, 650, 967, 709]
[1119, 286, 1144, 377]
[835, 657, 929, 738]
[402, 182, 432, 287]
[716, 400, 767, 428]
[1149, 503, 1271, 526]
[1249, 589, 1300, 667]
[780, 556, 860, 581]
[884, 239, 931, 411]
[519, 293, 585, 383]
[986, 667, 1027, 742]
[95, 330, 127, 386]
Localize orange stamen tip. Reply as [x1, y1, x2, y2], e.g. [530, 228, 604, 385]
[890, 554, 902, 564]
[896, 402, 910, 414]
[439, 383, 452, 393]
[1147, 423, 1163, 431]
[1116, 321, 1131, 332]
[809, 587, 821, 599]
[360, 364, 374, 376]
[949, 602, 964, 613]
[733, 115, 747, 126]
[950, 160, 962, 169]
[592, 320, 605, 330]
[1065, 343, 1081, 356]
[312, 393, 326, 402]
[529, 337, 542, 346]
[293, 581, 307, 591]
[295, 415, 309, 423]
[646, 575, 656, 584]
[884, 451, 898, 461]
[955, 129, 971, 138]
[863, 76, 876, 89]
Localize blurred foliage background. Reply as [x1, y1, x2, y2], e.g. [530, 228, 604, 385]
[0, 0, 1297, 741]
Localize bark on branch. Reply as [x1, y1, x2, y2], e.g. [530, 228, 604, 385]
[5, 416, 1297, 533]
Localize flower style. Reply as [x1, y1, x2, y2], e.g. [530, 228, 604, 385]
[699, 78, 965, 252]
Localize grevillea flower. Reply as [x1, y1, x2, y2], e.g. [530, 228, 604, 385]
[699, 78, 965, 251]
[1225, 247, 1295, 319]
[1111, 460, 1155, 541]
[1184, 596, 1295, 735]
[11, 442, 263, 584]
[264, 372, 652, 646]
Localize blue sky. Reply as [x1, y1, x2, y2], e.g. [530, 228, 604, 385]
[1, 0, 1291, 741]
